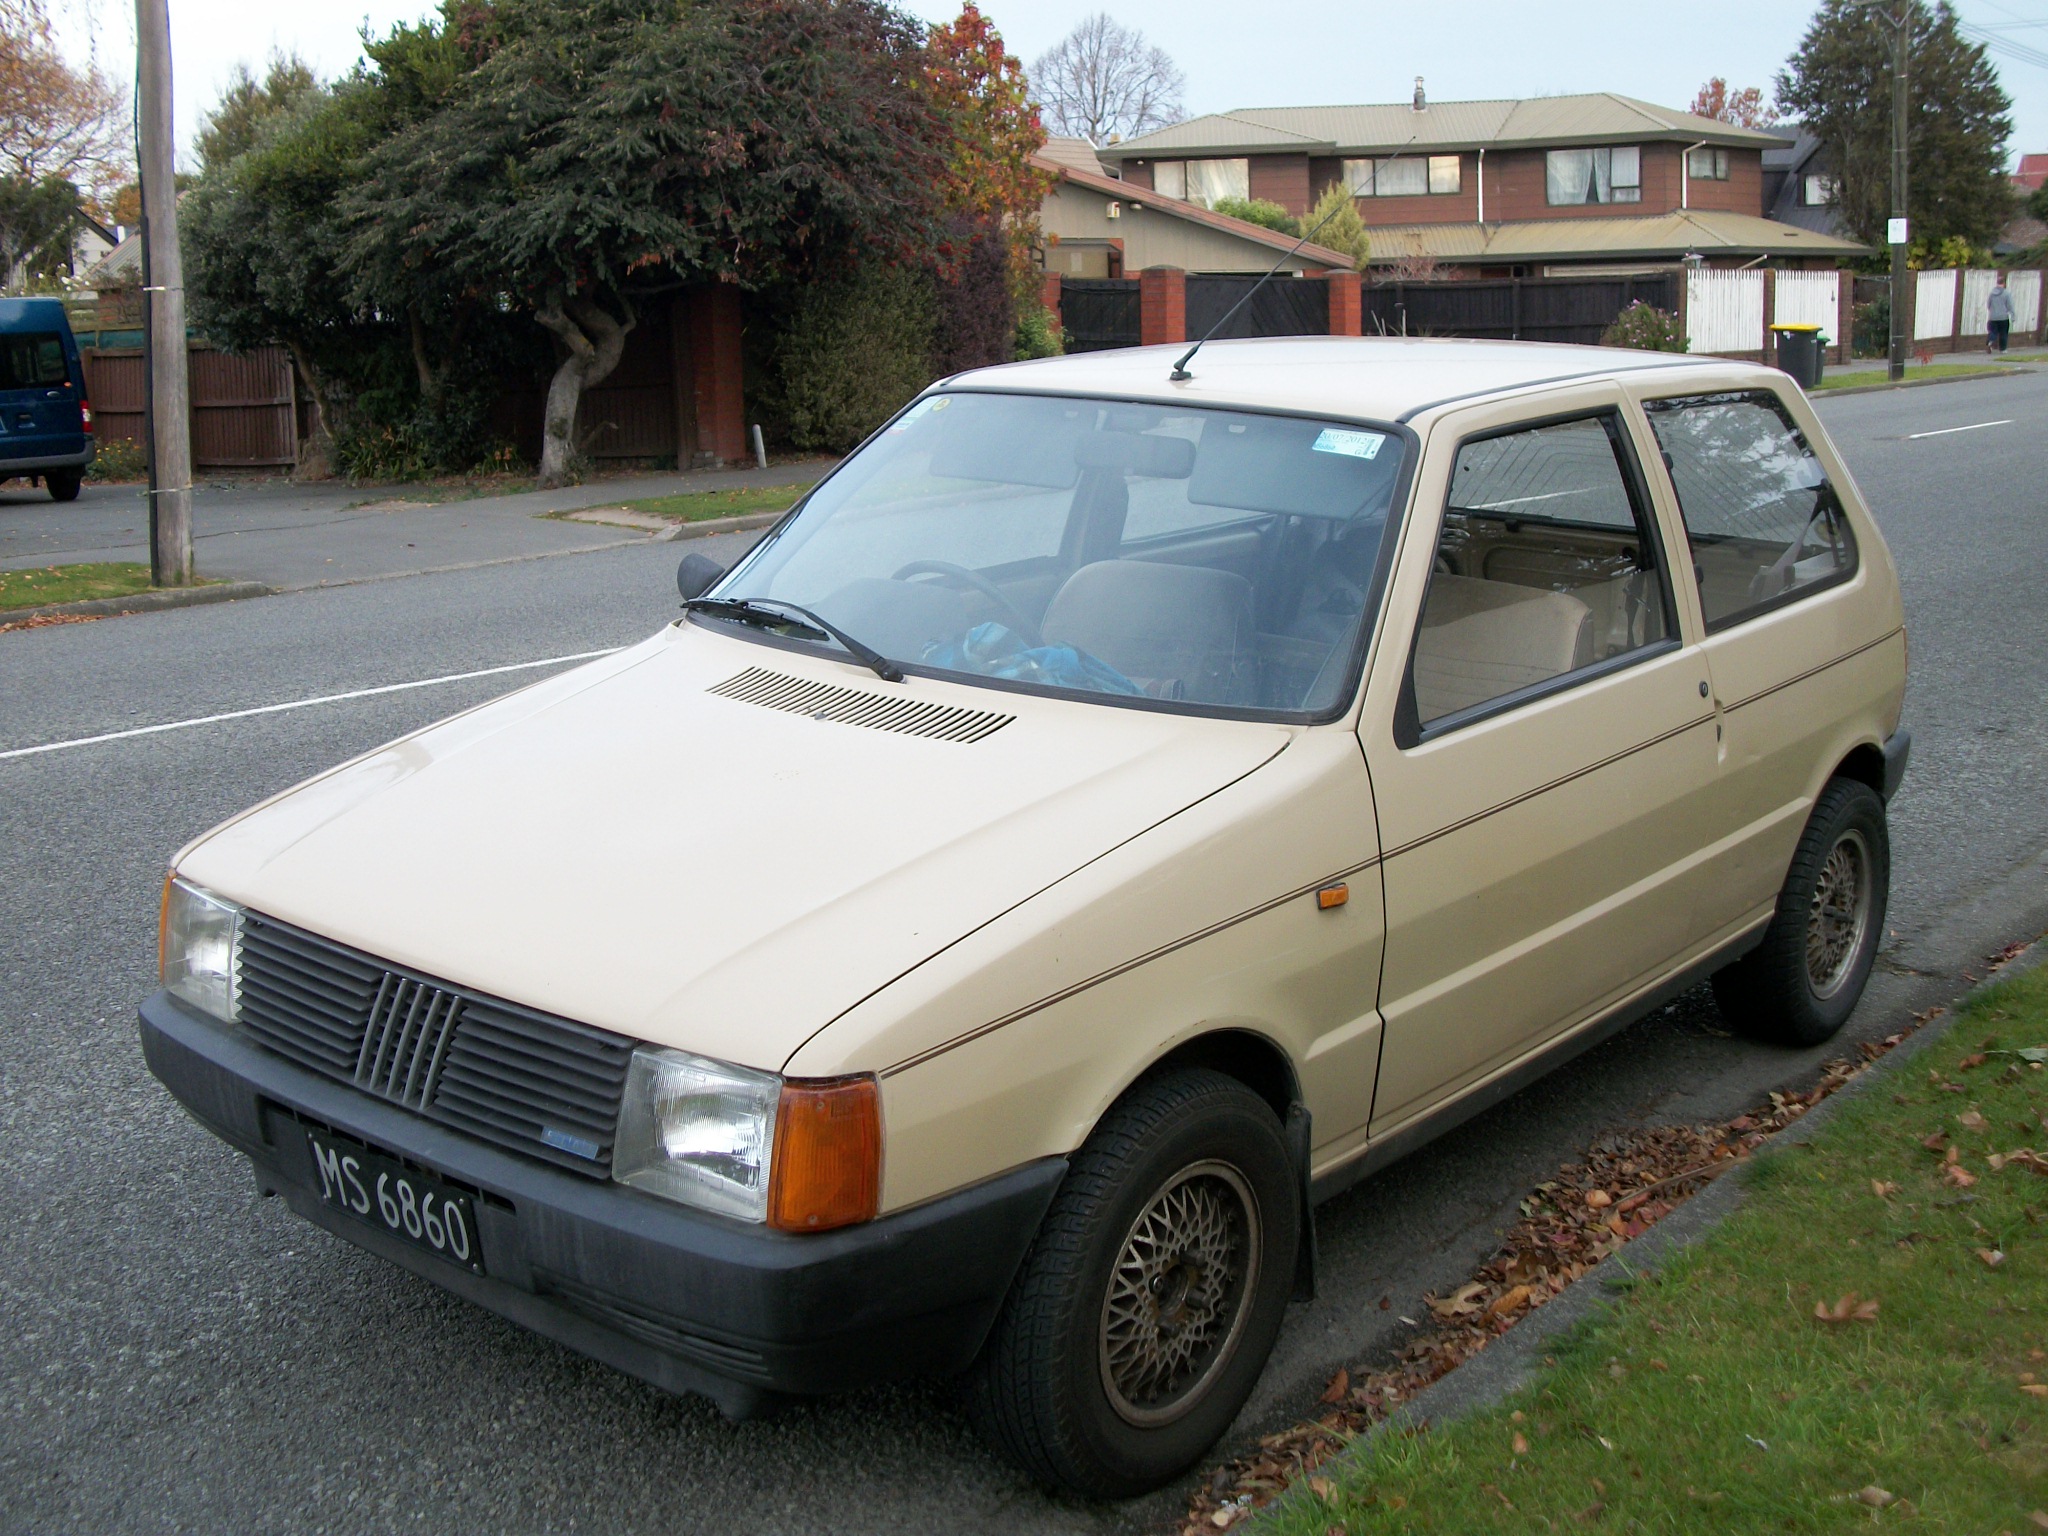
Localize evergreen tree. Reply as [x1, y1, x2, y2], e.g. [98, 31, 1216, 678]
[1777, 1, 2013, 251]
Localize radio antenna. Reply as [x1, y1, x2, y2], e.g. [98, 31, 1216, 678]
[1169, 135, 1413, 382]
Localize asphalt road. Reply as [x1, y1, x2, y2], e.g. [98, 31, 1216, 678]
[1, 374, 2044, 1535]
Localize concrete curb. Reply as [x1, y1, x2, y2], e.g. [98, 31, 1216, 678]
[656, 510, 789, 542]
[1814, 364, 2034, 398]
[3, 580, 274, 624]
[1282, 940, 2042, 1488]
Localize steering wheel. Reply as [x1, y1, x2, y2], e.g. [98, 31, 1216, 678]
[891, 560, 1043, 647]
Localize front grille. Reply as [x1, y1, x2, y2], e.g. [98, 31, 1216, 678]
[236, 912, 635, 1176]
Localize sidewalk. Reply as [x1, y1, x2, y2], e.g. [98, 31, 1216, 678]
[0, 459, 828, 591]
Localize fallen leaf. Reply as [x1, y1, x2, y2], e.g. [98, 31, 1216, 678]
[1958, 1053, 1987, 1070]
[1647, 1358, 1669, 1371]
[2031, 1510, 2048, 1530]
[1871, 1180, 1899, 1198]
[1585, 1189, 1613, 1209]
[1945, 1164, 1979, 1189]
[1979, 1248, 2007, 1269]
[1307, 1476, 1334, 1501]
[1428, 1282, 1488, 1320]
[1856, 1486, 1896, 1508]
[1922, 1131, 1949, 1152]
[1211, 1507, 1239, 1529]
[1320, 1369, 1349, 1404]
[1947, 1145, 1962, 1165]
[1512, 1432, 1530, 1455]
[1573, 1502, 1605, 1524]
[1596, 1435, 1615, 1451]
[1815, 1293, 1881, 1325]
[1746, 1434, 1770, 1451]
[1961, 1109, 1990, 1132]
[2021, 1384, 2047, 1398]
[1489, 1284, 1534, 1319]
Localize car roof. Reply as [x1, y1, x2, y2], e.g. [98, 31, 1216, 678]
[943, 336, 1750, 425]
[0, 296, 77, 335]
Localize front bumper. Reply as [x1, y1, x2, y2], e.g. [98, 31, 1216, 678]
[140, 989, 1063, 1418]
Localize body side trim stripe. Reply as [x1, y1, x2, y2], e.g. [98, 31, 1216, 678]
[1718, 625, 1903, 715]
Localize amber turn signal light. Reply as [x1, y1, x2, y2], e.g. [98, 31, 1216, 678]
[768, 1075, 881, 1233]
[158, 871, 175, 980]
[1317, 882, 1349, 910]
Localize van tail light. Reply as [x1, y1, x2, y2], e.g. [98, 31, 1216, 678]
[767, 1076, 881, 1232]
[80, 400, 94, 433]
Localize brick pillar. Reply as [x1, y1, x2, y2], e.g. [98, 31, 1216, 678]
[1326, 270, 1362, 336]
[687, 285, 745, 466]
[1139, 266, 1186, 346]
[1039, 273, 1064, 336]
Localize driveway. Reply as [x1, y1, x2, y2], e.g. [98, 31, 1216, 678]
[1, 375, 2044, 1534]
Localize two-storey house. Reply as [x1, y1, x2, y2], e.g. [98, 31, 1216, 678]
[1095, 87, 1865, 278]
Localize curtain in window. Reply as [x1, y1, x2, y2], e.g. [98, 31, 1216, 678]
[1153, 161, 1187, 200]
[1428, 155, 1462, 195]
[1185, 159, 1250, 206]
[1374, 158, 1428, 197]
[1547, 149, 1594, 204]
[1341, 159, 1374, 196]
[1609, 145, 1639, 200]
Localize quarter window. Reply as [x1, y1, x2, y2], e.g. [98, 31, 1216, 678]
[1409, 414, 1674, 730]
[1686, 146, 1731, 181]
[1643, 392, 1858, 631]
[1546, 146, 1641, 205]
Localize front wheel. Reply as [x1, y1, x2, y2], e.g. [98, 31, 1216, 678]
[965, 1068, 1298, 1499]
[1713, 776, 1889, 1047]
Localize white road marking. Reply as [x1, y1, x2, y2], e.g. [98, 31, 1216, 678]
[0, 647, 625, 763]
[1905, 419, 2013, 439]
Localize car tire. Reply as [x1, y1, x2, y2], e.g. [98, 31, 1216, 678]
[965, 1067, 1298, 1499]
[1712, 776, 1889, 1048]
[47, 470, 82, 502]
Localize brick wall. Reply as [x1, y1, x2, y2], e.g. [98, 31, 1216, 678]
[1139, 267, 1187, 345]
[1248, 155, 1311, 216]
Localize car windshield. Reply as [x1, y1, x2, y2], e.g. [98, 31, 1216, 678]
[708, 391, 1408, 717]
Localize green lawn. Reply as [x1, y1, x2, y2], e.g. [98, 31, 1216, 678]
[1256, 961, 2048, 1534]
[0, 562, 155, 612]
[1812, 362, 2029, 390]
[616, 482, 815, 522]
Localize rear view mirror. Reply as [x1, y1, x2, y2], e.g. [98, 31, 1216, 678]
[676, 552, 727, 601]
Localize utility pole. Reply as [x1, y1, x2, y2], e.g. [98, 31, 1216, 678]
[1887, 0, 1910, 383]
[136, 0, 193, 585]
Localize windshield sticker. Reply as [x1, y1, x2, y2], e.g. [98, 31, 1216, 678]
[1312, 428, 1385, 461]
[888, 396, 949, 432]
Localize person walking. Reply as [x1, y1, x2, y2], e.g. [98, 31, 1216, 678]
[1986, 276, 2013, 353]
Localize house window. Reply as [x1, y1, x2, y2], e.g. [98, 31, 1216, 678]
[1686, 146, 1731, 181]
[1546, 146, 1641, 205]
[1802, 174, 1837, 206]
[1341, 154, 1462, 197]
[1152, 158, 1250, 207]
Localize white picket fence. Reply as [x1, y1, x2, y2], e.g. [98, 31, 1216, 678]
[1913, 269, 1958, 341]
[1685, 270, 1766, 354]
[1772, 270, 1840, 332]
[2009, 270, 2043, 333]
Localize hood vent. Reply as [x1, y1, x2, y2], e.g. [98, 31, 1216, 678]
[708, 666, 1014, 743]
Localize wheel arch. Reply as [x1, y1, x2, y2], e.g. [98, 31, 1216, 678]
[1831, 739, 1886, 799]
[1130, 1026, 1302, 1124]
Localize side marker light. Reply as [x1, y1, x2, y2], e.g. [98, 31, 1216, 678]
[1317, 883, 1349, 910]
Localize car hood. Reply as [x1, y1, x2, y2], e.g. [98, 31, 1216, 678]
[180, 624, 1292, 1071]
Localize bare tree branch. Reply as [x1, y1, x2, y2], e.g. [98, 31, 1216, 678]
[1029, 13, 1184, 145]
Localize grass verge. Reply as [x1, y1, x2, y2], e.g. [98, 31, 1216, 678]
[1811, 362, 2029, 390]
[0, 562, 154, 612]
[1257, 960, 2048, 1534]
[616, 482, 816, 523]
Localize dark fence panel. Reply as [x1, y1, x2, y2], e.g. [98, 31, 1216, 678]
[1185, 274, 1328, 340]
[1060, 278, 1142, 352]
[83, 343, 296, 468]
[1360, 274, 1678, 346]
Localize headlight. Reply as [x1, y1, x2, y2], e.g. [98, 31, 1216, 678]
[613, 1047, 883, 1230]
[159, 875, 243, 1022]
[613, 1047, 781, 1221]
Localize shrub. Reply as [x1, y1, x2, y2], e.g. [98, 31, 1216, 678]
[1601, 301, 1687, 352]
[85, 436, 148, 482]
[1210, 196, 1300, 236]
[1014, 303, 1064, 360]
[1852, 297, 1891, 358]
[766, 263, 938, 453]
[1300, 183, 1370, 269]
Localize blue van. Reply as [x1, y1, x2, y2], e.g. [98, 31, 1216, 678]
[0, 297, 95, 502]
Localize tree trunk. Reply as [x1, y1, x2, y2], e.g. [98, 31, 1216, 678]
[408, 310, 444, 411]
[534, 295, 636, 488]
[284, 339, 339, 480]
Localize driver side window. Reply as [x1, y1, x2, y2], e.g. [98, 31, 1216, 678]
[1643, 391, 1858, 631]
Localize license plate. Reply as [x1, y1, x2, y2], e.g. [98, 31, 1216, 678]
[304, 1129, 485, 1273]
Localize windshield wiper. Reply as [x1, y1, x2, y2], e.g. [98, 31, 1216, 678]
[683, 596, 904, 683]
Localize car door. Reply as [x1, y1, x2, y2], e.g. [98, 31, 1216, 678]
[1358, 387, 1720, 1139]
[1633, 384, 1902, 941]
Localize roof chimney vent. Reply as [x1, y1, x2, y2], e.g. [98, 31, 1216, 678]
[1413, 76, 1426, 111]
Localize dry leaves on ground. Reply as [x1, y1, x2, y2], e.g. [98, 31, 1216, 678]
[0, 611, 103, 635]
[1814, 1292, 1881, 1325]
[1174, 1039, 1909, 1534]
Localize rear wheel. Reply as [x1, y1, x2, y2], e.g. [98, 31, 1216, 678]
[966, 1068, 1298, 1499]
[46, 469, 81, 502]
[1712, 776, 1888, 1047]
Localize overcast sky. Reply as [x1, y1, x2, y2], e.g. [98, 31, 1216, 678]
[50, 0, 2047, 180]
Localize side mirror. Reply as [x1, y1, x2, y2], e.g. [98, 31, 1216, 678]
[676, 552, 727, 601]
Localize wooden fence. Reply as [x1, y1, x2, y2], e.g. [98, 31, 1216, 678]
[83, 343, 298, 468]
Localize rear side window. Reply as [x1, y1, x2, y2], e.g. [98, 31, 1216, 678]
[1409, 412, 1675, 731]
[1644, 391, 1857, 631]
[0, 333, 70, 390]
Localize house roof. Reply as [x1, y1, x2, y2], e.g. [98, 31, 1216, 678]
[1032, 151, 1357, 270]
[80, 229, 141, 288]
[1362, 209, 1868, 265]
[1099, 93, 1793, 163]
[1039, 135, 1113, 177]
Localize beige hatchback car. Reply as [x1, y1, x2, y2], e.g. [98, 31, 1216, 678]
[143, 338, 1907, 1498]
